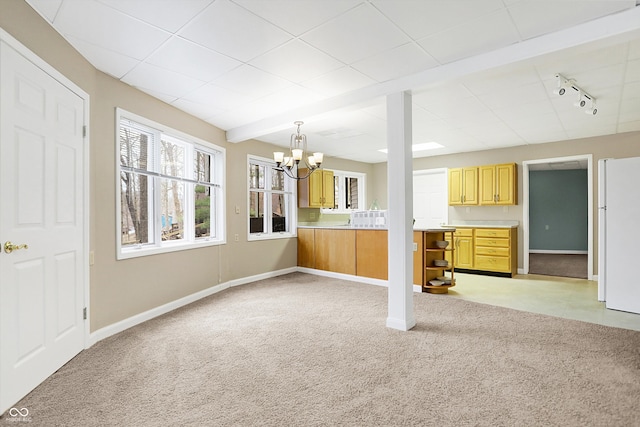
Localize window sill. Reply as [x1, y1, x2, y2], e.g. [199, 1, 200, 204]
[248, 232, 296, 242]
[117, 238, 225, 260]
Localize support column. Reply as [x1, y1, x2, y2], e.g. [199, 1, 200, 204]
[386, 91, 416, 331]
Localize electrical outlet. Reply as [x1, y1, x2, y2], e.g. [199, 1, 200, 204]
[412, 242, 417, 252]
[234, 234, 239, 241]
[235, 205, 240, 214]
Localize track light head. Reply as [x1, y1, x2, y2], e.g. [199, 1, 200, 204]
[553, 73, 572, 96]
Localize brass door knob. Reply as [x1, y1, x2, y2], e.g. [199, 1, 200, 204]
[4, 241, 29, 254]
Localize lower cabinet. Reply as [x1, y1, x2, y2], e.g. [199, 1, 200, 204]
[474, 228, 517, 276]
[314, 229, 356, 275]
[453, 228, 474, 269]
[355, 230, 388, 280]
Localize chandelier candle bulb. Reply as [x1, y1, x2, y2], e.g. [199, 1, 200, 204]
[274, 152, 284, 164]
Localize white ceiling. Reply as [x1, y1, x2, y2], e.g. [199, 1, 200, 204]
[25, 0, 640, 164]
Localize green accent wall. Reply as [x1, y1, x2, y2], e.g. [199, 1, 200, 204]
[529, 169, 588, 251]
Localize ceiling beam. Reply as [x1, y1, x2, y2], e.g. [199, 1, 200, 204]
[226, 6, 640, 143]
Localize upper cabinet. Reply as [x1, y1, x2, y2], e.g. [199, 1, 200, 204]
[448, 167, 478, 205]
[298, 169, 334, 208]
[449, 163, 517, 206]
[479, 163, 517, 205]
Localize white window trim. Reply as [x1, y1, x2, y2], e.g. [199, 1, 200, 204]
[321, 169, 366, 214]
[247, 155, 297, 241]
[115, 108, 226, 260]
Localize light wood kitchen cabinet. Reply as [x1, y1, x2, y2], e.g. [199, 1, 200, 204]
[448, 167, 478, 205]
[479, 163, 517, 205]
[356, 230, 388, 280]
[473, 228, 517, 276]
[298, 169, 334, 208]
[452, 228, 474, 269]
[297, 228, 315, 268]
[313, 228, 356, 275]
[413, 231, 423, 286]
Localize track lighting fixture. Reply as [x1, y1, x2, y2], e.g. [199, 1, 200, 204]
[553, 73, 598, 115]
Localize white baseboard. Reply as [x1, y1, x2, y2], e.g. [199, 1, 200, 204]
[88, 267, 297, 347]
[296, 267, 423, 293]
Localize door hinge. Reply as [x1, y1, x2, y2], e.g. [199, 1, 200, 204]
[82, 125, 87, 137]
[83, 307, 87, 320]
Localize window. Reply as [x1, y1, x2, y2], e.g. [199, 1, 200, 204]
[248, 156, 296, 240]
[117, 109, 225, 259]
[323, 169, 366, 213]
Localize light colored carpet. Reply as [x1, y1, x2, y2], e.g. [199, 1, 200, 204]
[2, 272, 639, 426]
[529, 253, 588, 279]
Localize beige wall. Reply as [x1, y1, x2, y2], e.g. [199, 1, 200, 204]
[371, 132, 640, 272]
[0, 1, 301, 331]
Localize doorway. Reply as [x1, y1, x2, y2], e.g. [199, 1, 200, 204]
[0, 30, 90, 413]
[413, 168, 448, 229]
[522, 155, 593, 280]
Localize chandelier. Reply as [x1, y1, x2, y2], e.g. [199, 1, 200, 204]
[273, 121, 323, 180]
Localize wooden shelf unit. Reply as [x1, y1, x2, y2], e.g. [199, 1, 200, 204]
[421, 229, 455, 294]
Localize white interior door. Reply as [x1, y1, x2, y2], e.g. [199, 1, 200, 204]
[413, 169, 447, 229]
[604, 157, 640, 314]
[1, 39, 86, 413]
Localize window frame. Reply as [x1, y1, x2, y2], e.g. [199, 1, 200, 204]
[115, 108, 226, 260]
[247, 155, 297, 241]
[321, 169, 366, 214]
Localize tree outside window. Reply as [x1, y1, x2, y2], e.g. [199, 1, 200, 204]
[248, 156, 295, 240]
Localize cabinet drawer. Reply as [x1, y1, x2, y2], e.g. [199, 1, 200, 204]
[475, 228, 510, 238]
[475, 237, 509, 248]
[475, 246, 510, 257]
[454, 228, 473, 237]
[474, 255, 511, 272]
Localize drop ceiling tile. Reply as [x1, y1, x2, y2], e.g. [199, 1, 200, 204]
[212, 65, 291, 98]
[171, 98, 226, 119]
[418, 9, 519, 64]
[122, 62, 207, 98]
[247, 85, 324, 116]
[352, 43, 438, 83]
[507, 0, 635, 40]
[463, 67, 541, 95]
[179, 0, 291, 62]
[618, 119, 640, 133]
[98, 0, 213, 33]
[181, 82, 252, 110]
[301, 3, 410, 64]
[146, 37, 242, 81]
[371, 0, 504, 40]
[625, 58, 640, 83]
[65, 35, 139, 79]
[250, 39, 344, 83]
[301, 66, 376, 97]
[493, 99, 556, 122]
[233, 0, 362, 36]
[54, 0, 170, 60]
[622, 81, 640, 100]
[476, 81, 549, 110]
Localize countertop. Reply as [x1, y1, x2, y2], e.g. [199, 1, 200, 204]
[297, 225, 456, 232]
[298, 220, 518, 230]
[444, 220, 519, 229]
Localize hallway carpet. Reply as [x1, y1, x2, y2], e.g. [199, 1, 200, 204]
[529, 253, 588, 279]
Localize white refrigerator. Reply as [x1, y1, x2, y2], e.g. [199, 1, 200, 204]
[598, 157, 640, 314]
